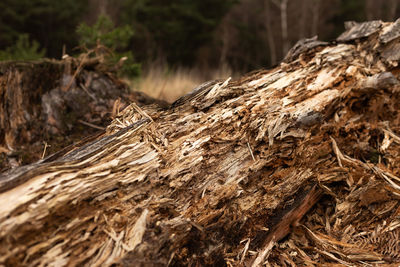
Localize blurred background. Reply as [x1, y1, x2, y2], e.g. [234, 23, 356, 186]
[0, 0, 399, 102]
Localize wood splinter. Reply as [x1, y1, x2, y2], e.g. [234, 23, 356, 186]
[250, 185, 323, 266]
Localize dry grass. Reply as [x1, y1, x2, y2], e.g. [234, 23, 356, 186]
[128, 65, 234, 103]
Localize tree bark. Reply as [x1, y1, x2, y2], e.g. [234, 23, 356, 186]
[1, 21, 400, 266]
[298, 0, 308, 40]
[271, 0, 290, 56]
[366, 0, 375, 21]
[311, 0, 320, 36]
[265, 0, 277, 65]
[388, 0, 398, 21]
[280, 0, 289, 55]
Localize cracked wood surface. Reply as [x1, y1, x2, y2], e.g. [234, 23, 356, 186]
[2, 21, 400, 266]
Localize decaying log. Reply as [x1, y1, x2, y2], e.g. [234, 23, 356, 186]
[2, 21, 400, 266]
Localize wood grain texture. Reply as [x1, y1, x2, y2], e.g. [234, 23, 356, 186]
[2, 21, 400, 266]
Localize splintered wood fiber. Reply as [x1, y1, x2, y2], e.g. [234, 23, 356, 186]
[1, 20, 400, 266]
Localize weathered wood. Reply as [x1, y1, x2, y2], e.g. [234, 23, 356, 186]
[250, 185, 323, 266]
[2, 21, 400, 266]
[283, 36, 328, 63]
[337, 20, 382, 41]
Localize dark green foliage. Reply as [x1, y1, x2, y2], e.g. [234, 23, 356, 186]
[0, 0, 398, 72]
[77, 15, 133, 51]
[0, 34, 45, 61]
[0, 0, 88, 58]
[233, 22, 270, 71]
[121, 0, 237, 67]
[77, 15, 140, 78]
[115, 51, 141, 78]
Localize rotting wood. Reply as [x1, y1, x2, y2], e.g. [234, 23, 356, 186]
[2, 21, 400, 266]
[250, 185, 323, 266]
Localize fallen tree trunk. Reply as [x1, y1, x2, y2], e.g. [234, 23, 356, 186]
[2, 20, 400, 266]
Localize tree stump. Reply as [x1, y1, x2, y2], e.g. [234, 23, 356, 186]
[0, 58, 166, 171]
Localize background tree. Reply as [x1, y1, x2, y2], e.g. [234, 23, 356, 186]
[120, 0, 237, 67]
[77, 14, 140, 77]
[271, 0, 289, 55]
[0, 0, 400, 71]
[0, 0, 88, 59]
[0, 34, 45, 61]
